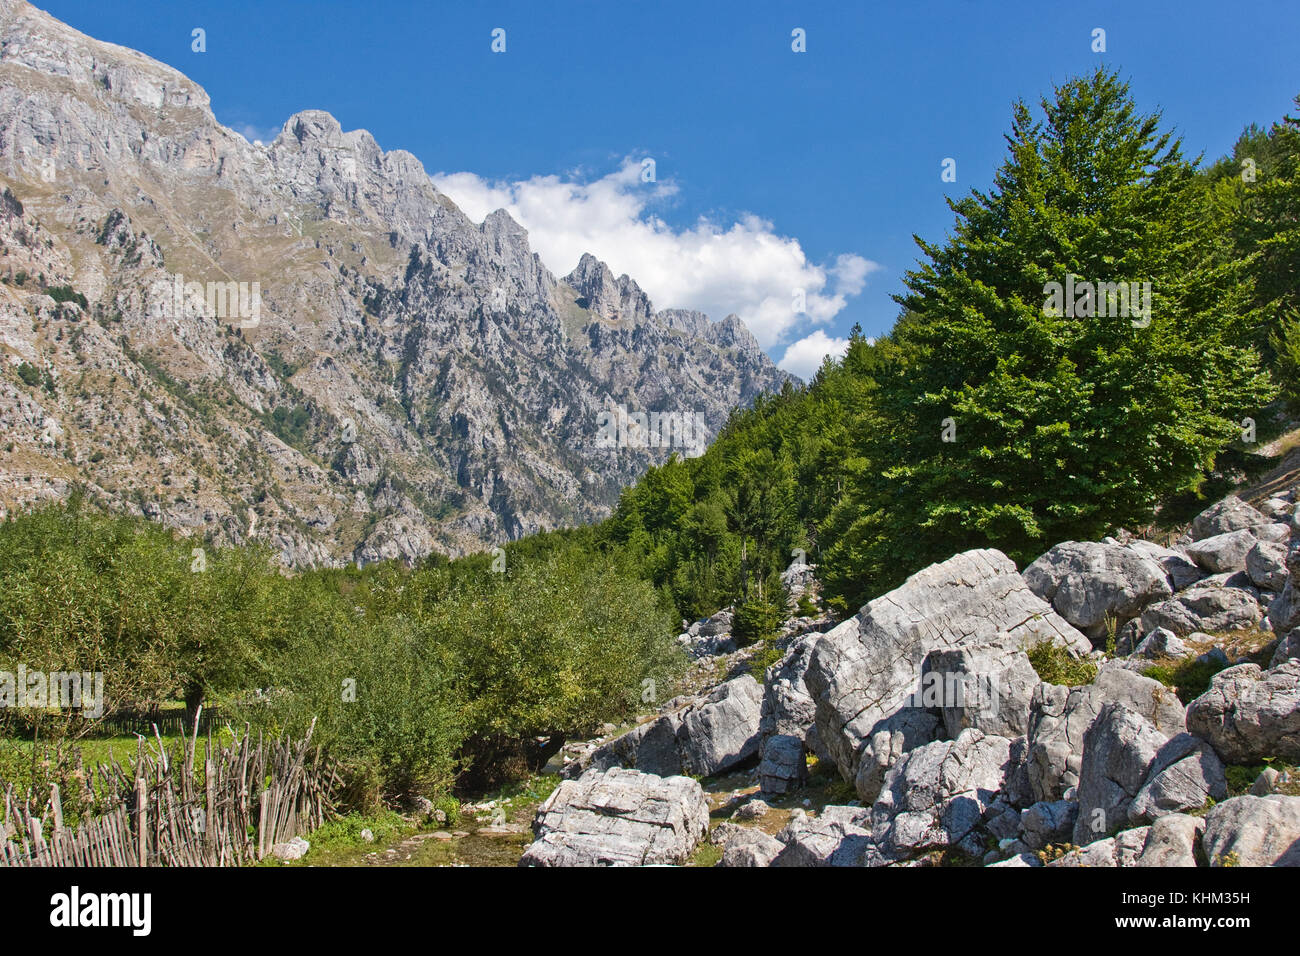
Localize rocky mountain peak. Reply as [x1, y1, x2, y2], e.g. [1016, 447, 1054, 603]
[711, 313, 763, 353]
[563, 253, 653, 324]
[0, 0, 788, 567]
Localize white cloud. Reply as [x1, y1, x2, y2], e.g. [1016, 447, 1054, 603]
[234, 123, 280, 147]
[777, 329, 851, 381]
[431, 159, 878, 349]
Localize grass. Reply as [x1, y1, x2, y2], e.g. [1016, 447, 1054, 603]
[1141, 658, 1228, 704]
[260, 810, 419, 867]
[1143, 627, 1276, 703]
[1027, 641, 1098, 686]
[1224, 761, 1300, 797]
[472, 773, 560, 822]
[688, 841, 723, 867]
[0, 729, 238, 783]
[291, 810, 408, 855]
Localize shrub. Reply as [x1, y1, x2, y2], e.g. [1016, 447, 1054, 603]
[15, 362, 40, 387]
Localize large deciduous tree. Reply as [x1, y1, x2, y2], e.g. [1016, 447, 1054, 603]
[822, 69, 1274, 608]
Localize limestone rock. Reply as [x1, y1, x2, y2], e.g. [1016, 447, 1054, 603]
[1019, 800, 1078, 850]
[853, 708, 942, 805]
[923, 633, 1043, 739]
[570, 674, 764, 780]
[1134, 813, 1204, 867]
[771, 805, 874, 867]
[864, 729, 1015, 866]
[757, 734, 807, 795]
[1140, 579, 1262, 635]
[1135, 627, 1190, 660]
[757, 632, 825, 793]
[719, 827, 784, 867]
[1185, 660, 1300, 763]
[1201, 795, 1300, 866]
[1073, 704, 1168, 845]
[1027, 667, 1184, 803]
[1023, 541, 1171, 637]
[1047, 827, 1150, 867]
[678, 675, 764, 776]
[1126, 540, 1205, 592]
[1190, 496, 1271, 540]
[1128, 733, 1227, 822]
[1185, 530, 1257, 574]
[807, 549, 1089, 796]
[270, 836, 310, 861]
[1271, 628, 1300, 668]
[1246, 540, 1289, 592]
[520, 767, 709, 867]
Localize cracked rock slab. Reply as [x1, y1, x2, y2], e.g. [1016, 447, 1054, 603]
[1140, 578, 1262, 636]
[567, 674, 763, 780]
[772, 805, 875, 867]
[864, 728, 1015, 866]
[520, 767, 709, 866]
[1027, 666, 1185, 803]
[1073, 703, 1168, 845]
[807, 549, 1089, 795]
[1128, 732, 1227, 823]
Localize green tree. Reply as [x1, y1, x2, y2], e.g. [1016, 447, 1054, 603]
[822, 69, 1274, 608]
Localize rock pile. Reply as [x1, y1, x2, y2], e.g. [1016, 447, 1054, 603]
[528, 490, 1300, 867]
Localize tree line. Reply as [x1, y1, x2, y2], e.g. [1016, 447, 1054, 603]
[600, 69, 1298, 617]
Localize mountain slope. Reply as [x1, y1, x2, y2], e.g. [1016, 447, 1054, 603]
[0, 0, 787, 565]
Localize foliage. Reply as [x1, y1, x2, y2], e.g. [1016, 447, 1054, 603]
[825, 69, 1273, 605]
[0, 500, 686, 804]
[600, 71, 1286, 619]
[1141, 656, 1232, 704]
[15, 361, 41, 387]
[1026, 642, 1098, 687]
[0, 495, 291, 739]
[46, 285, 88, 309]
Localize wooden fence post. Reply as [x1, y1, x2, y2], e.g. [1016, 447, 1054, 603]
[135, 777, 148, 867]
[205, 759, 215, 853]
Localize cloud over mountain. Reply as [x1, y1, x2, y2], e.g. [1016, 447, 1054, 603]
[433, 158, 878, 350]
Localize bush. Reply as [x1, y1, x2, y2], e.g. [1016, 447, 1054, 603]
[244, 614, 466, 807]
[15, 362, 40, 387]
[46, 285, 88, 309]
[0, 502, 687, 805]
[243, 549, 685, 801]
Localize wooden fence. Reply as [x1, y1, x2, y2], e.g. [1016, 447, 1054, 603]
[97, 707, 223, 739]
[0, 713, 339, 867]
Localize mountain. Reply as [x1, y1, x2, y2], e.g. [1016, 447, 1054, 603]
[0, 0, 787, 566]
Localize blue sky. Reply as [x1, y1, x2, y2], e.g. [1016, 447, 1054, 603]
[36, 0, 1300, 378]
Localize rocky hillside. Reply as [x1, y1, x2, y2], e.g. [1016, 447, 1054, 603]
[0, 0, 786, 565]
[523, 490, 1300, 867]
